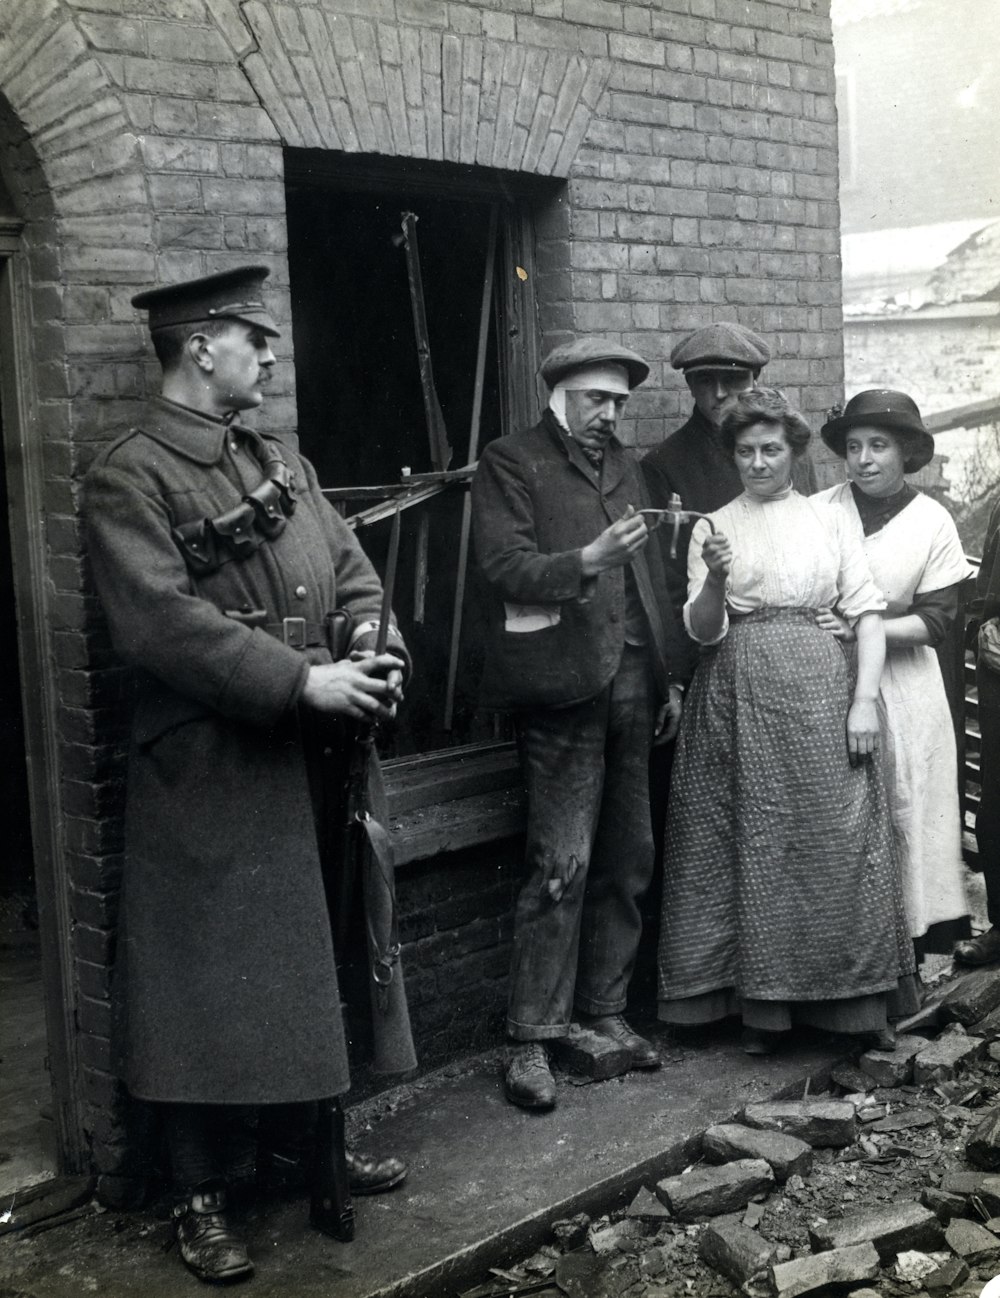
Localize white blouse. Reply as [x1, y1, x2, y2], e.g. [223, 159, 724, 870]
[685, 487, 888, 645]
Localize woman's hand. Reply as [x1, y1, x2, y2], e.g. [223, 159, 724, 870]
[846, 697, 879, 767]
[653, 683, 684, 746]
[702, 530, 732, 579]
[816, 606, 856, 643]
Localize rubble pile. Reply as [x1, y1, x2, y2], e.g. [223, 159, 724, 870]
[463, 969, 1000, 1298]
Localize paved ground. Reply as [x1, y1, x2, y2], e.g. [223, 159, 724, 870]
[0, 1024, 842, 1298]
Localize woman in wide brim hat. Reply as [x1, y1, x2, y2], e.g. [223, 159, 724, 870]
[814, 389, 974, 960]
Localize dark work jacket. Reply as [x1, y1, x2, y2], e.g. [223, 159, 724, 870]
[84, 397, 414, 1105]
[470, 411, 687, 711]
[977, 496, 1000, 712]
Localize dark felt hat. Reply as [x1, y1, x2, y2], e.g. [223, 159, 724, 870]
[670, 321, 770, 373]
[821, 389, 934, 474]
[540, 337, 650, 390]
[131, 265, 280, 337]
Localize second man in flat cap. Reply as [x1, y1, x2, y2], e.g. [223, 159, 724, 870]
[471, 337, 688, 1109]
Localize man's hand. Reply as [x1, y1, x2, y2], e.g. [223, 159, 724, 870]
[816, 606, 856, 643]
[653, 684, 684, 746]
[301, 653, 406, 721]
[580, 505, 648, 577]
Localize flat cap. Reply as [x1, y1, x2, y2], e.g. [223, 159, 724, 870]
[670, 322, 770, 373]
[540, 337, 649, 390]
[131, 265, 280, 337]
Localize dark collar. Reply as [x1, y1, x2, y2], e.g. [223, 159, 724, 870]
[541, 409, 627, 493]
[849, 479, 917, 536]
[137, 397, 232, 465]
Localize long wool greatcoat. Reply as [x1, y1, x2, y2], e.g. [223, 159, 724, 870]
[84, 397, 414, 1106]
[471, 411, 687, 711]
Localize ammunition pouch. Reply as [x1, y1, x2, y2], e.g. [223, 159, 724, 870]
[173, 432, 297, 576]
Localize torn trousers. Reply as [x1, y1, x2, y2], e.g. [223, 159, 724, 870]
[507, 646, 657, 1040]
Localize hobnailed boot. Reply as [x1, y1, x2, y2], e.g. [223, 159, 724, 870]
[172, 1182, 254, 1285]
[310, 1097, 356, 1242]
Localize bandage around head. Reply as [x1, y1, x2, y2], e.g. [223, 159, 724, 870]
[548, 362, 630, 427]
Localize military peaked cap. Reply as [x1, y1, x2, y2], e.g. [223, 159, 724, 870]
[670, 321, 770, 373]
[131, 265, 281, 337]
[540, 337, 650, 390]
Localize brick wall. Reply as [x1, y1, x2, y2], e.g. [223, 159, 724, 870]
[0, 0, 844, 1180]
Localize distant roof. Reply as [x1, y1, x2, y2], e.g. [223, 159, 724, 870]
[831, 0, 922, 25]
[843, 218, 1000, 314]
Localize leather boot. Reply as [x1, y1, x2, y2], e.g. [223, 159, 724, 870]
[172, 1182, 253, 1284]
[503, 1042, 556, 1109]
[310, 1097, 355, 1242]
[579, 1013, 662, 1069]
[954, 927, 1000, 966]
[345, 1150, 408, 1195]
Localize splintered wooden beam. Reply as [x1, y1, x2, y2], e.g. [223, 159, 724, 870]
[444, 202, 498, 730]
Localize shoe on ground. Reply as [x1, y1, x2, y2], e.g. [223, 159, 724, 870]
[504, 1042, 557, 1109]
[345, 1150, 408, 1195]
[173, 1183, 254, 1285]
[741, 1028, 781, 1056]
[581, 1014, 661, 1069]
[954, 927, 1000, 967]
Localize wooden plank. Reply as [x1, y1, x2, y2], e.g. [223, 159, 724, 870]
[389, 786, 525, 865]
[383, 743, 520, 815]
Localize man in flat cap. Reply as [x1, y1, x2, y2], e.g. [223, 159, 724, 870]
[643, 322, 816, 563]
[84, 266, 415, 1283]
[471, 337, 688, 1109]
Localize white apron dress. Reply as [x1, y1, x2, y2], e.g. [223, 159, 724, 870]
[816, 484, 972, 945]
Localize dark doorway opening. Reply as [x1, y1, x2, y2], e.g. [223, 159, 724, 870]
[285, 156, 545, 756]
[0, 356, 54, 1195]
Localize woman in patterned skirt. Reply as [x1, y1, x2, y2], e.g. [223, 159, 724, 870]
[657, 388, 917, 1054]
[814, 390, 972, 958]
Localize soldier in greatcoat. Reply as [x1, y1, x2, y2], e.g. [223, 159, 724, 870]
[84, 266, 415, 1284]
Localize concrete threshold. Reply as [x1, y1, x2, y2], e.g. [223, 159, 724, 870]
[0, 1023, 844, 1298]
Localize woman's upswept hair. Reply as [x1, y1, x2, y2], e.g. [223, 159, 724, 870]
[720, 387, 813, 457]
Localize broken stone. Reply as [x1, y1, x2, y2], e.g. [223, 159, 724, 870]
[808, 1201, 944, 1261]
[702, 1123, 813, 1184]
[893, 1249, 941, 1283]
[944, 1217, 1000, 1263]
[912, 1033, 985, 1084]
[655, 1158, 774, 1222]
[939, 969, 1000, 1026]
[697, 1214, 774, 1285]
[859, 1034, 926, 1087]
[830, 1062, 874, 1093]
[973, 1004, 1000, 1042]
[554, 1252, 634, 1298]
[869, 1106, 937, 1133]
[989, 1041, 1000, 1063]
[920, 1187, 968, 1222]
[626, 1185, 671, 1222]
[550, 1026, 632, 1080]
[941, 1171, 1000, 1216]
[589, 1220, 634, 1255]
[925, 1255, 971, 1290]
[743, 1201, 766, 1229]
[967, 1107, 1000, 1171]
[552, 1213, 590, 1251]
[769, 1241, 879, 1297]
[740, 1100, 856, 1148]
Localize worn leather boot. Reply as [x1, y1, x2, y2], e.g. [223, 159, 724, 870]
[172, 1182, 253, 1284]
[954, 926, 1000, 966]
[580, 1014, 662, 1069]
[345, 1150, 408, 1195]
[503, 1042, 557, 1109]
